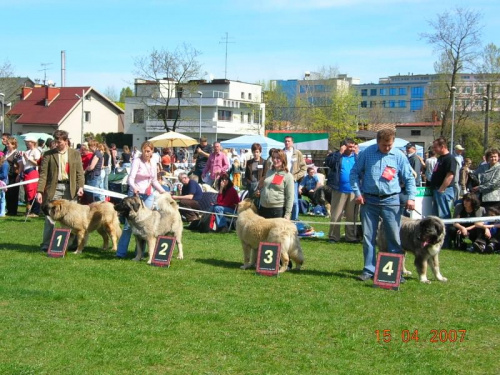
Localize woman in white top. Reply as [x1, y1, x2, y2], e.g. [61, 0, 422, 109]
[116, 141, 165, 259]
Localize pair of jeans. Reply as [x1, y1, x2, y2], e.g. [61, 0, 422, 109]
[291, 181, 299, 221]
[360, 194, 402, 276]
[432, 187, 454, 219]
[86, 174, 104, 202]
[116, 192, 154, 258]
[212, 205, 235, 228]
[0, 191, 5, 216]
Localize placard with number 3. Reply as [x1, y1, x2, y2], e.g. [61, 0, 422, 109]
[256, 242, 281, 277]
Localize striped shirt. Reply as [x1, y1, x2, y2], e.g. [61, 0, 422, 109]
[350, 144, 416, 200]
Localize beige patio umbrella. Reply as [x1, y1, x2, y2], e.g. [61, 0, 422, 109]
[148, 131, 198, 148]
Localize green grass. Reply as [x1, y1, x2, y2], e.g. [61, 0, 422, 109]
[0, 211, 498, 375]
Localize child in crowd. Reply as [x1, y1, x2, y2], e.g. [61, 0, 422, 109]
[229, 158, 243, 189]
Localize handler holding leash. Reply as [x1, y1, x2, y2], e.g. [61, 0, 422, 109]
[350, 129, 416, 282]
[36, 130, 85, 252]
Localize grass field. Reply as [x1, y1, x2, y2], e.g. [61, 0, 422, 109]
[0, 210, 498, 375]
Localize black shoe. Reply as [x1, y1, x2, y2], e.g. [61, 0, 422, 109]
[485, 243, 495, 254]
[357, 273, 373, 281]
[327, 239, 338, 244]
[400, 276, 406, 284]
[473, 242, 486, 254]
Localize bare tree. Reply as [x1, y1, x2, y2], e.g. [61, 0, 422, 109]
[134, 44, 203, 132]
[421, 7, 483, 135]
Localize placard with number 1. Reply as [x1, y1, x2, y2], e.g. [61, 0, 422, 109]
[47, 228, 71, 258]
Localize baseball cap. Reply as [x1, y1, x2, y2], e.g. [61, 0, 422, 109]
[24, 135, 38, 143]
[405, 142, 416, 149]
[455, 144, 465, 150]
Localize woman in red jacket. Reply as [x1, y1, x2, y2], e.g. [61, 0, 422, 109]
[212, 172, 240, 232]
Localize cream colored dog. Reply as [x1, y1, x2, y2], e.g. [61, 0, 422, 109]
[236, 199, 304, 273]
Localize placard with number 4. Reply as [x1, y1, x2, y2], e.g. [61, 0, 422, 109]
[373, 252, 404, 290]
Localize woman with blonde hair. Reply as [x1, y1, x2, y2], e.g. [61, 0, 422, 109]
[84, 139, 104, 202]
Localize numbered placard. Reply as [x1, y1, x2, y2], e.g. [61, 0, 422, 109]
[151, 236, 176, 267]
[256, 242, 281, 277]
[373, 252, 404, 290]
[47, 228, 71, 258]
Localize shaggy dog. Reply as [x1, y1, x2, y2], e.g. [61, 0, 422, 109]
[236, 199, 304, 273]
[313, 185, 333, 215]
[114, 193, 184, 263]
[377, 216, 447, 283]
[44, 200, 122, 254]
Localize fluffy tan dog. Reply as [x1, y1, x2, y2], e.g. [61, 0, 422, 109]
[236, 199, 304, 273]
[45, 200, 122, 254]
[114, 193, 184, 263]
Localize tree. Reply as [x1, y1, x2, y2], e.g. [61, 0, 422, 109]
[309, 88, 359, 147]
[421, 7, 483, 135]
[261, 81, 292, 130]
[133, 44, 203, 132]
[103, 86, 118, 102]
[119, 87, 134, 103]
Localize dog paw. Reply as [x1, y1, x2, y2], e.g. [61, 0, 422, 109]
[132, 257, 141, 262]
[240, 264, 252, 270]
[420, 279, 432, 284]
[73, 250, 82, 254]
[403, 270, 412, 276]
[438, 277, 448, 282]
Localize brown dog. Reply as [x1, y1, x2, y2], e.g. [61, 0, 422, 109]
[45, 200, 122, 254]
[236, 199, 304, 273]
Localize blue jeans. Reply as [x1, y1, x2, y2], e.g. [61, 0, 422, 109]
[0, 190, 5, 216]
[432, 187, 454, 219]
[360, 194, 402, 276]
[86, 174, 104, 202]
[291, 181, 299, 221]
[212, 205, 235, 228]
[116, 192, 155, 258]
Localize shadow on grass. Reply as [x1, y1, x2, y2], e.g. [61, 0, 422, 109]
[0, 242, 117, 260]
[194, 258, 242, 269]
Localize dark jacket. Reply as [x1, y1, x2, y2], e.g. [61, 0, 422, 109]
[325, 151, 357, 191]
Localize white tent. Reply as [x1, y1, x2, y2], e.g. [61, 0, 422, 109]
[357, 138, 424, 157]
[220, 135, 285, 157]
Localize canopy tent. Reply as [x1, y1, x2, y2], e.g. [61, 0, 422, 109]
[21, 132, 52, 142]
[357, 138, 424, 157]
[220, 135, 285, 157]
[148, 131, 198, 148]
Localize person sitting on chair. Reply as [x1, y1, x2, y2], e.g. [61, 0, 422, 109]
[211, 173, 240, 233]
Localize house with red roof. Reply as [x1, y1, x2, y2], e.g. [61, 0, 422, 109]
[7, 85, 124, 144]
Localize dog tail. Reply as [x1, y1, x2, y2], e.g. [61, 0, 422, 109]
[156, 193, 178, 211]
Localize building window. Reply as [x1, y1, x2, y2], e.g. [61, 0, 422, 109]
[241, 112, 244, 123]
[248, 112, 252, 123]
[133, 109, 144, 123]
[218, 110, 232, 121]
[463, 86, 471, 94]
[84, 111, 91, 122]
[381, 100, 387, 108]
[399, 87, 407, 95]
[315, 84, 325, 92]
[369, 101, 376, 108]
[475, 99, 483, 107]
[248, 93, 252, 100]
[411, 87, 424, 98]
[389, 88, 397, 96]
[361, 89, 368, 96]
[475, 86, 484, 94]
[411, 130, 421, 136]
[399, 100, 406, 108]
[410, 99, 424, 110]
[241, 92, 245, 99]
[380, 88, 387, 96]
[389, 100, 396, 108]
[361, 101, 367, 108]
[370, 89, 377, 96]
[158, 109, 179, 120]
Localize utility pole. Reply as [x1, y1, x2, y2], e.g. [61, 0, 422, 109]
[219, 32, 234, 79]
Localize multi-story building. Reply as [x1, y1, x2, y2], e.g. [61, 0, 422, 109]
[272, 73, 360, 105]
[125, 78, 265, 146]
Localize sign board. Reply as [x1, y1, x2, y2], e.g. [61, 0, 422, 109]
[256, 242, 281, 277]
[411, 187, 433, 219]
[150, 236, 175, 267]
[373, 252, 404, 291]
[47, 228, 71, 258]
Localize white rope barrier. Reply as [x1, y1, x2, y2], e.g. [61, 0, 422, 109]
[8, 179, 500, 227]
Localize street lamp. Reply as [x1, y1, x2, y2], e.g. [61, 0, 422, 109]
[75, 90, 85, 144]
[0, 93, 5, 134]
[197, 91, 203, 139]
[450, 87, 456, 151]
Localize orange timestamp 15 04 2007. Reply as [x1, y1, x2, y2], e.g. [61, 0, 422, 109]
[375, 329, 467, 343]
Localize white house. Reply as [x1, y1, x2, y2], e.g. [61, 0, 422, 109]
[125, 78, 265, 146]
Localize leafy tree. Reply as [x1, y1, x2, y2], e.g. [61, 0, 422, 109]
[421, 7, 483, 135]
[119, 87, 134, 103]
[133, 44, 203, 132]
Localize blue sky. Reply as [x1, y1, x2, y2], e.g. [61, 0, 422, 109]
[2, 0, 499, 94]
